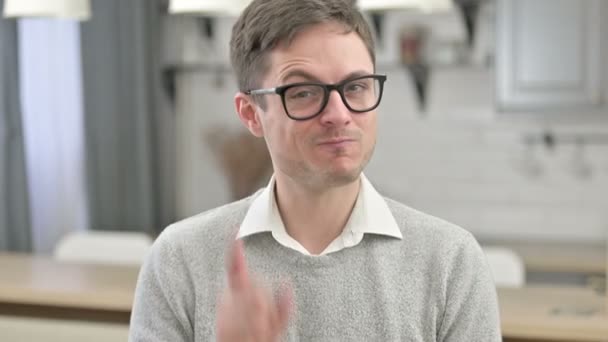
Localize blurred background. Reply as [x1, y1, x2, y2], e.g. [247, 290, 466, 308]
[0, 0, 607, 341]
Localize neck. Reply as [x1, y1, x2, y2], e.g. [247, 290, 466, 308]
[274, 172, 361, 255]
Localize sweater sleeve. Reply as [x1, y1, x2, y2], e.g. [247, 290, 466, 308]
[437, 233, 502, 342]
[129, 227, 195, 342]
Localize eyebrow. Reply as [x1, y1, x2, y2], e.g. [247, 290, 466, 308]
[280, 69, 373, 85]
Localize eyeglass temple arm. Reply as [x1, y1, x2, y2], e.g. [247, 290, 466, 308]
[245, 88, 277, 95]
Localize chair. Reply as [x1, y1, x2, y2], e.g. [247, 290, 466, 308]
[54, 231, 153, 266]
[482, 246, 526, 288]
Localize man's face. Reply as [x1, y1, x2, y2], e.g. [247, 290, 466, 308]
[248, 22, 377, 190]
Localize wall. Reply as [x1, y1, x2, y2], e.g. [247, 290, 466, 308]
[172, 15, 608, 244]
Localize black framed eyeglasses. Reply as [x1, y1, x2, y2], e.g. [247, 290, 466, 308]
[244, 74, 387, 121]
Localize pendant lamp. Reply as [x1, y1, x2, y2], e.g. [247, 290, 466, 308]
[358, 0, 453, 12]
[169, 0, 249, 16]
[3, 0, 90, 20]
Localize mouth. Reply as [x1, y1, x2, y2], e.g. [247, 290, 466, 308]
[317, 137, 356, 146]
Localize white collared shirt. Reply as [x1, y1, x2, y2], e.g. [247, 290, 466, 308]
[237, 174, 403, 256]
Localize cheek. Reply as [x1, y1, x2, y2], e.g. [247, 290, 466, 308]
[356, 113, 377, 142]
[279, 123, 318, 161]
[284, 124, 310, 154]
[262, 108, 305, 156]
[259, 100, 285, 143]
[366, 114, 377, 131]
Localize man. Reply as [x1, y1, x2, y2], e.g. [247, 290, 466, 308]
[129, 0, 501, 341]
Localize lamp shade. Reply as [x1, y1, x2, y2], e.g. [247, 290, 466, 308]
[358, 0, 453, 12]
[3, 0, 90, 20]
[169, 0, 249, 16]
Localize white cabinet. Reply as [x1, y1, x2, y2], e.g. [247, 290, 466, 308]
[496, 0, 607, 114]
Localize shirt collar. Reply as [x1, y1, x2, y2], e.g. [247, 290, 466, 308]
[237, 174, 403, 240]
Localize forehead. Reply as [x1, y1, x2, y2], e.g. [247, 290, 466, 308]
[265, 21, 374, 83]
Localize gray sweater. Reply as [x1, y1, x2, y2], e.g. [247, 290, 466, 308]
[129, 195, 501, 341]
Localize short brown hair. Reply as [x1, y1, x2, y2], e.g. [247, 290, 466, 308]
[230, 0, 375, 93]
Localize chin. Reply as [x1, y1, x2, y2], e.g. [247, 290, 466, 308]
[327, 172, 361, 187]
[305, 148, 373, 187]
[322, 164, 363, 186]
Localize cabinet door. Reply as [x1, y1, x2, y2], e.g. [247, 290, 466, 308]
[497, 0, 605, 112]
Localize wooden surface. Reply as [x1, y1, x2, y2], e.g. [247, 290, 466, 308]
[1, 253, 607, 341]
[0, 315, 129, 342]
[484, 241, 606, 274]
[0, 252, 138, 323]
[499, 286, 608, 341]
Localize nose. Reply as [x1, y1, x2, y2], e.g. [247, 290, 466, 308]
[319, 90, 351, 127]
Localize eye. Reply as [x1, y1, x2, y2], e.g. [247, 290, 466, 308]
[290, 90, 315, 99]
[286, 85, 321, 100]
[345, 82, 368, 93]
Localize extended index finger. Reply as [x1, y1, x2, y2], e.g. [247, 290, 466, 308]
[227, 238, 250, 292]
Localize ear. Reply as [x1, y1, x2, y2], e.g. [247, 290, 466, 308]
[235, 93, 264, 137]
